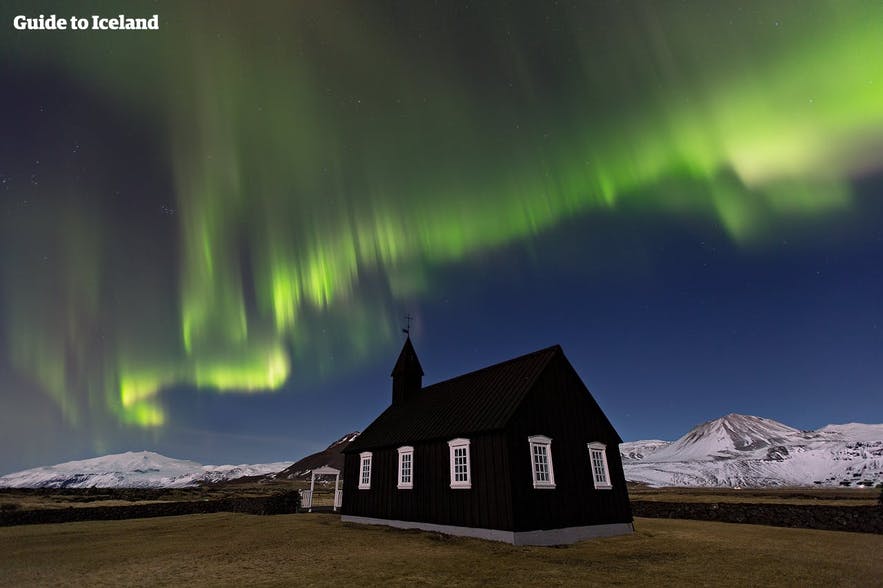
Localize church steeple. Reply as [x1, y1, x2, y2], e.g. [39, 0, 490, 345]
[391, 336, 423, 405]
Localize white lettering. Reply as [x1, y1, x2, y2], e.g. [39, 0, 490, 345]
[14, 13, 158, 31]
[12, 14, 68, 30]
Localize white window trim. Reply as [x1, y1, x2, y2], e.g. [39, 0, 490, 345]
[358, 451, 372, 490]
[528, 435, 556, 489]
[447, 438, 472, 489]
[397, 446, 414, 490]
[587, 442, 612, 489]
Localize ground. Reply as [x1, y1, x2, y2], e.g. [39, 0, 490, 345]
[1, 514, 880, 586]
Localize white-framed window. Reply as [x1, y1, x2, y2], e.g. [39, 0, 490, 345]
[397, 446, 414, 489]
[447, 438, 471, 489]
[358, 451, 372, 490]
[528, 435, 556, 489]
[587, 442, 612, 489]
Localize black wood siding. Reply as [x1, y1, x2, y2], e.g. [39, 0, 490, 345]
[341, 431, 514, 531]
[342, 350, 631, 534]
[505, 355, 633, 532]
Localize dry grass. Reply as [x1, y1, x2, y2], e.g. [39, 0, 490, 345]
[1, 514, 881, 587]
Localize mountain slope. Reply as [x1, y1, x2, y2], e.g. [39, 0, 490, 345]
[275, 432, 359, 479]
[619, 440, 670, 461]
[622, 415, 883, 488]
[814, 423, 883, 442]
[648, 414, 802, 463]
[0, 452, 291, 489]
[0, 432, 361, 488]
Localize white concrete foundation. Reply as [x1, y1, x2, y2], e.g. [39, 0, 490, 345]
[340, 515, 634, 546]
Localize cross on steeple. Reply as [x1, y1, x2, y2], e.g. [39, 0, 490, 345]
[402, 313, 413, 336]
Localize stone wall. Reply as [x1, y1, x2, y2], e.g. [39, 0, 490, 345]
[631, 500, 883, 534]
[0, 491, 300, 527]
[3, 494, 880, 535]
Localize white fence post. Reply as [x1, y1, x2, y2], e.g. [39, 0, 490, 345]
[300, 489, 313, 510]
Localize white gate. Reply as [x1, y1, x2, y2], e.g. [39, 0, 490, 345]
[303, 466, 341, 512]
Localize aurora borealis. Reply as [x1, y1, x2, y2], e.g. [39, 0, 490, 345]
[2, 1, 882, 471]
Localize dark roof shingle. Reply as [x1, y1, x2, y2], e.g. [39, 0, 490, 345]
[344, 345, 561, 453]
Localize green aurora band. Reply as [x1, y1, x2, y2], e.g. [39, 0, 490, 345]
[2, 1, 882, 429]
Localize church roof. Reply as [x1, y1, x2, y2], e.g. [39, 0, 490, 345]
[391, 336, 423, 377]
[344, 344, 562, 453]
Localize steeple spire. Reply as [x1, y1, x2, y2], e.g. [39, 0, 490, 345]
[391, 336, 423, 405]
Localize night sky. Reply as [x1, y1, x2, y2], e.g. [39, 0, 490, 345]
[1, 1, 882, 474]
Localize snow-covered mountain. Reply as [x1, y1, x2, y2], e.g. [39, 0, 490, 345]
[619, 440, 671, 461]
[4, 418, 879, 490]
[622, 414, 883, 488]
[0, 451, 292, 489]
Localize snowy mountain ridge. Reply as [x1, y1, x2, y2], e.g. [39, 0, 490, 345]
[622, 414, 883, 488]
[0, 451, 292, 489]
[620, 440, 671, 461]
[2, 418, 879, 489]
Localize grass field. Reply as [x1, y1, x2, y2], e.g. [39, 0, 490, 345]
[1, 514, 880, 586]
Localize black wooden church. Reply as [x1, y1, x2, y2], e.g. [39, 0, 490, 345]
[341, 338, 633, 545]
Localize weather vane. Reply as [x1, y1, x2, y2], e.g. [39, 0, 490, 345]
[402, 313, 413, 335]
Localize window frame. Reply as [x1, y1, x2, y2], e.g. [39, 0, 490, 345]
[397, 446, 414, 490]
[447, 438, 472, 489]
[528, 435, 556, 489]
[358, 451, 372, 490]
[587, 442, 612, 489]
